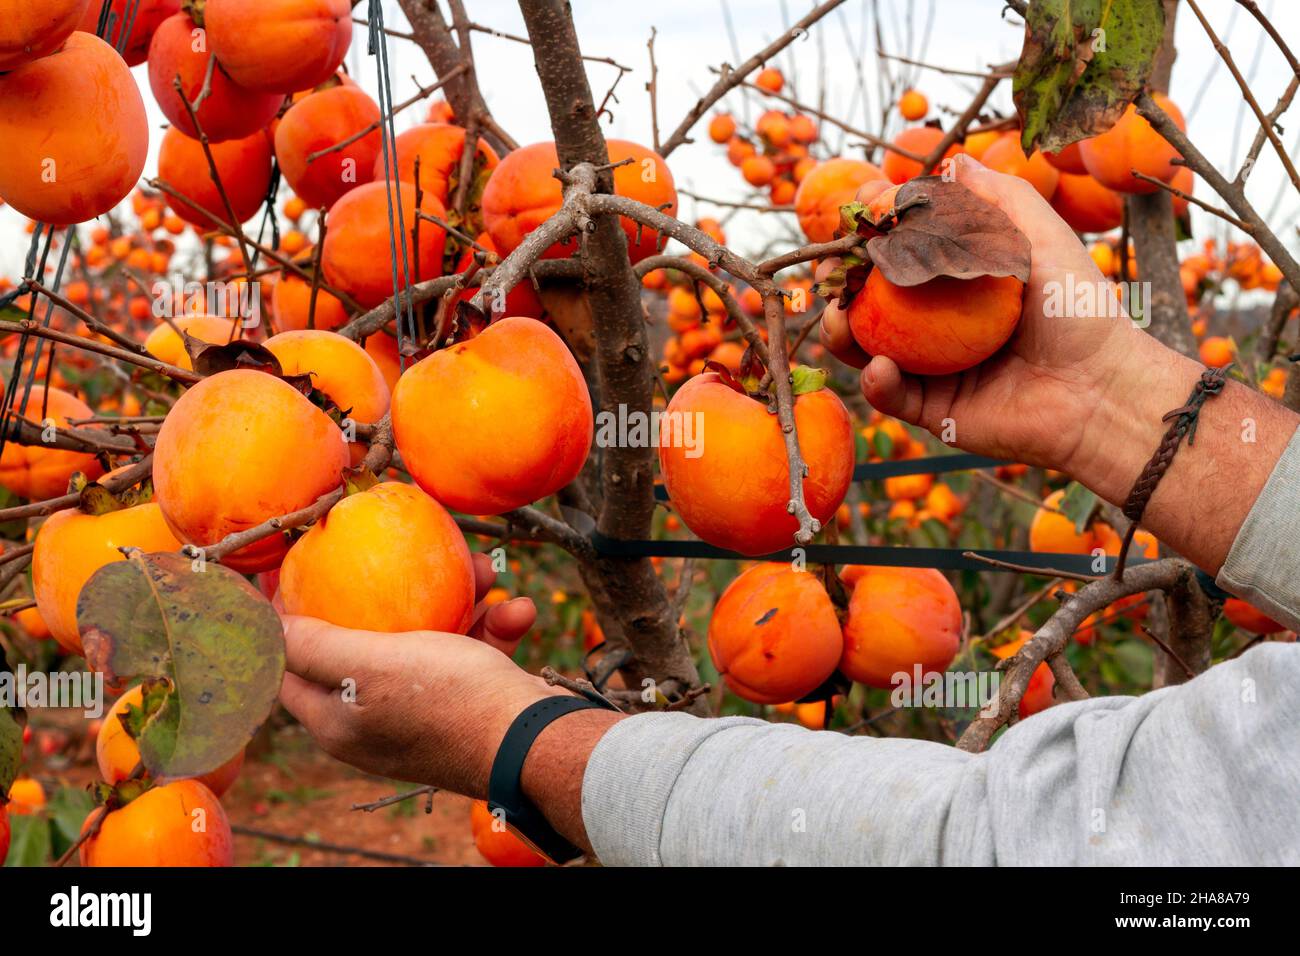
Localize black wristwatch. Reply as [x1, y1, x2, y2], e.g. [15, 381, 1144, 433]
[486, 694, 617, 864]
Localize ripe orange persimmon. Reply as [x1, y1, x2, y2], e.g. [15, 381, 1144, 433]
[1049, 171, 1125, 234]
[80, 779, 233, 867]
[205, 0, 351, 94]
[707, 563, 843, 704]
[455, 234, 545, 319]
[79, 0, 178, 66]
[754, 67, 784, 93]
[271, 272, 349, 331]
[153, 369, 349, 572]
[7, 777, 45, 814]
[0, 0, 89, 70]
[0, 387, 104, 500]
[380, 123, 501, 208]
[882, 126, 961, 184]
[709, 113, 737, 143]
[1028, 489, 1096, 555]
[148, 11, 284, 142]
[989, 630, 1056, 718]
[364, 333, 403, 393]
[1079, 93, 1186, 194]
[144, 315, 242, 370]
[158, 127, 273, 229]
[659, 372, 854, 556]
[793, 158, 886, 244]
[980, 133, 1060, 200]
[848, 268, 1024, 375]
[1042, 140, 1088, 174]
[962, 129, 1001, 161]
[839, 566, 962, 689]
[280, 482, 476, 633]
[898, 89, 928, 121]
[263, 329, 390, 460]
[481, 140, 677, 264]
[32, 499, 182, 656]
[15, 605, 51, 641]
[470, 800, 546, 867]
[321, 181, 448, 308]
[97, 685, 245, 796]
[1223, 598, 1285, 635]
[1199, 336, 1234, 368]
[392, 318, 592, 515]
[0, 32, 148, 225]
[740, 154, 776, 186]
[276, 86, 383, 210]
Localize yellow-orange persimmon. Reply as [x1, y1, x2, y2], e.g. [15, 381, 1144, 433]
[659, 372, 854, 556]
[839, 566, 962, 689]
[481, 140, 677, 263]
[470, 800, 546, 867]
[1079, 93, 1186, 194]
[989, 630, 1056, 718]
[143, 315, 243, 371]
[32, 499, 182, 657]
[793, 158, 886, 244]
[271, 272, 349, 332]
[392, 318, 592, 515]
[848, 268, 1024, 375]
[0, 387, 104, 500]
[707, 563, 843, 705]
[1223, 598, 1285, 634]
[276, 85, 383, 210]
[1050, 172, 1125, 234]
[321, 181, 448, 308]
[1028, 489, 1096, 555]
[153, 370, 349, 573]
[97, 685, 245, 796]
[0, 0, 89, 71]
[280, 482, 476, 634]
[882, 126, 961, 184]
[379, 123, 501, 208]
[0, 32, 148, 225]
[205, 0, 352, 94]
[80, 779, 233, 867]
[158, 127, 273, 229]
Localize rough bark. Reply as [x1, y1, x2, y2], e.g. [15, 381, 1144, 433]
[518, 0, 705, 709]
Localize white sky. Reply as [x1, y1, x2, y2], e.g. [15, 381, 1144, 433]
[2, 0, 1297, 280]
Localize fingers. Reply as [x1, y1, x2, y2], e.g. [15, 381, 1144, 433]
[471, 551, 496, 603]
[278, 671, 342, 735]
[861, 355, 921, 423]
[280, 613, 374, 688]
[470, 596, 536, 656]
[820, 303, 870, 369]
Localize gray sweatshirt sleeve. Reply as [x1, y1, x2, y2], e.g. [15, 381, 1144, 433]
[581, 430, 1300, 867]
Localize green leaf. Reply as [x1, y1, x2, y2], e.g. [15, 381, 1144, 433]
[77, 550, 284, 782]
[790, 366, 828, 395]
[1014, 0, 1166, 153]
[0, 707, 21, 797]
[48, 785, 95, 858]
[4, 814, 51, 867]
[1060, 481, 1100, 535]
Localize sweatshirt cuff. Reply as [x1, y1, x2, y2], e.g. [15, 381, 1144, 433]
[580, 712, 764, 866]
[1217, 423, 1300, 631]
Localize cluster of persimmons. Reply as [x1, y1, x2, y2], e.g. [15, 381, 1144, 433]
[0, 10, 1294, 867]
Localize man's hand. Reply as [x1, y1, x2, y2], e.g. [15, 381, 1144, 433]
[820, 153, 1144, 476]
[278, 552, 553, 796]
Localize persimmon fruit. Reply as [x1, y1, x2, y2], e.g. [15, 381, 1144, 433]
[0, 0, 89, 71]
[989, 630, 1055, 718]
[659, 371, 854, 556]
[143, 314, 242, 370]
[321, 181, 449, 308]
[391, 317, 592, 515]
[470, 799, 546, 867]
[793, 158, 886, 244]
[1223, 598, 1285, 635]
[80, 779, 233, 867]
[153, 369, 349, 572]
[839, 566, 962, 689]
[882, 126, 960, 184]
[379, 122, 501, 209]
[148, 11, 285, 143]
[205, 0, 352, 94]
[847, 268, 1024, 375]
[1050, 172, 1125, 234]
[707, 563, 843, 704]
[32, 499, 182, 657]
[79, 0, 178, 66]
[481, 140, 677, 264]
[0, 31, 149, 225]
[0, 386, 104, 500]
[276, 85, 383, 210]
[158, 126, 273, 229]
[97, 685, 245, 796]
[279, 482, 476, 634]
[1079, 93, 1186, 194]
[271, 273, 349, 332]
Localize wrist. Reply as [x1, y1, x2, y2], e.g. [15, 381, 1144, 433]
[520, 706, 624, 855]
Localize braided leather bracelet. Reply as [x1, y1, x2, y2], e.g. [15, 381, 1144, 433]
[1113, 365, 1230, 577]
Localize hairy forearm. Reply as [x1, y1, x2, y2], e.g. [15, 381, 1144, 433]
[521, 708, 626, 856]
[1068, 325, 1299, 573]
